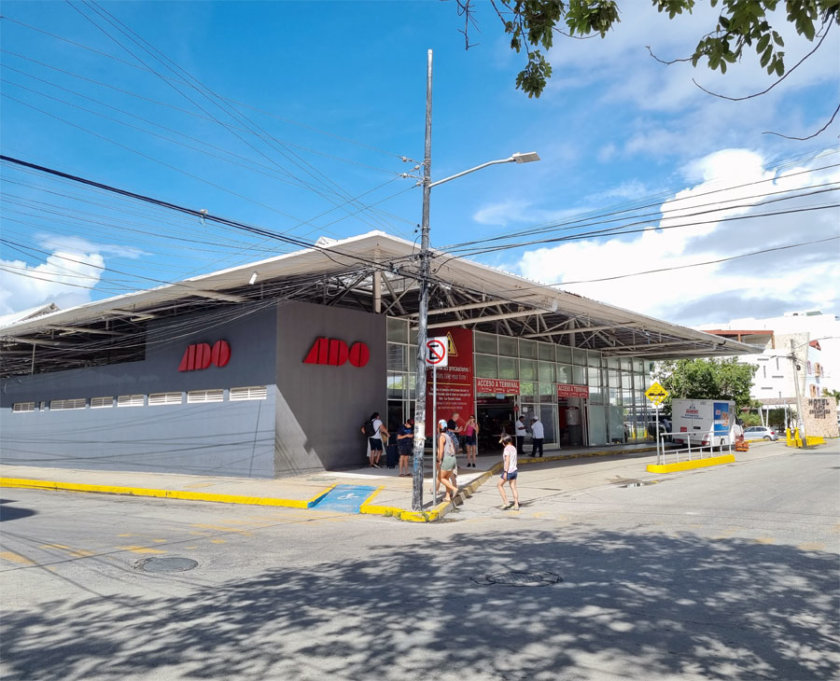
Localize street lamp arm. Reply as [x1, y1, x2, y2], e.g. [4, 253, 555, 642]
[429, 152, 540, 188]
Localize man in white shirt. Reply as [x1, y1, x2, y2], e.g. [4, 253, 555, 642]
[514, 415, 526, 456]
[531, 416, 544, 457]
[368, 412, 387, 468]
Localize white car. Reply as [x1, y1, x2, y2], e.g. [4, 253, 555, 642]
[743, 426, 778, 441]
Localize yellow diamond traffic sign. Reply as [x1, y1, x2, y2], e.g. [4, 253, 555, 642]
[645, 381, 669, 405]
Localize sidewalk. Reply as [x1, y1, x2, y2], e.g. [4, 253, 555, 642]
[0, 442, 713, 522]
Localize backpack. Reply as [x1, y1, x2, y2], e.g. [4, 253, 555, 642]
[442, 431, 456, 456]
[361, 420, 376, 437]
[448, 431, 460, 451]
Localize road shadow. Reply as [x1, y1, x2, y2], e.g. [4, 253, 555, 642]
[1, 526, 837, 681]
[0, 499, 36, 522]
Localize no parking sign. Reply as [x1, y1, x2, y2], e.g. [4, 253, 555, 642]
[425, 337, 448, 368]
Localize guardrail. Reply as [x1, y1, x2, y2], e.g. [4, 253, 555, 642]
[655, 435, 732, 466]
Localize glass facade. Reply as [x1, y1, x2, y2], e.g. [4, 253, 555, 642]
[386, 321, 660, 449]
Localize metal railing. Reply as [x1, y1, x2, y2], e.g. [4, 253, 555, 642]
[656, 434, 733, 466]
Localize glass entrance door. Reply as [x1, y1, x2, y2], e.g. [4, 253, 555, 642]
[559, 397, 587, 447]
[477, 396, 516, 453]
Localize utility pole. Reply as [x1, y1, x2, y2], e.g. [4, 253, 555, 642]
[407, 50, 539, 511]
[790, 338, 808, 448]
[411, 49, 433, 511]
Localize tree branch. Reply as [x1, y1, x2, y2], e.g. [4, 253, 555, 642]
[763, 102, 840, 141]
[690, 19, 832, 101]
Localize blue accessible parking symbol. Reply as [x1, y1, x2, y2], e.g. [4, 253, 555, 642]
[311, 485, 378, 513]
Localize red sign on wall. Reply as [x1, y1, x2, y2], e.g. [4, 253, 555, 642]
[557, 383, 589, 399]
[179, 340, 231, 372]
[424, 328, 475, 436]
[476, 378, 521, 395]
[303, 337, 369, 367]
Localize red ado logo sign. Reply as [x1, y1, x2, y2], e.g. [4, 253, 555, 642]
[179, 340, 231, 372]
[304, 337, 369, 367]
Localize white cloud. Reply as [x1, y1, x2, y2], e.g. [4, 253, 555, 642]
[0, 248, 105, 315]
[37, 234, 147, 260]
[0, 232, 151, 315]
[515, 148, 840, 325]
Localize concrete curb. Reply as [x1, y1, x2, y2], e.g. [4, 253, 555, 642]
[0, 445, 660, 522]
[0, 477, 337, 510]
[646, 454, 735, 474]
[434, 445, 659, 521]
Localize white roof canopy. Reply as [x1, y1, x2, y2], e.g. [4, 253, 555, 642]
[0, 231, 753, 376]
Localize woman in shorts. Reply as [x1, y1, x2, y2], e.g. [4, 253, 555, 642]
[436, 419, 459, 503]
[463, 414, 479, 468]
[497, 434, 520, 510]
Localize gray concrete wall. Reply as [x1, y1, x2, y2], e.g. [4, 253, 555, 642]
[1, 305, 279, 477]
[275, 301, 386, 472]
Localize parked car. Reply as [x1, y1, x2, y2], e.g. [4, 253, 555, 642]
[743, 426, 778, 441]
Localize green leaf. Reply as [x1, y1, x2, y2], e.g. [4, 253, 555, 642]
[760, 45, 772, 67]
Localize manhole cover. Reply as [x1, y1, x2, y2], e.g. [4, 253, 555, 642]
[471, 570, 562, 587]
[135, 557, 198, 573]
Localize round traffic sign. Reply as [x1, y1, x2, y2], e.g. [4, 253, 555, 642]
[425, 338, 447, 365]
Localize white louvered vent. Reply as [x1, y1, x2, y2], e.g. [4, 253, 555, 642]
[50, 398, 86, 411]
[187, 389, 224, 404]
[117, 394, 145, 407]
[12, 402, 36, 413]
[91, 396, 114, 409]
[149, 392, 182, 406]
[229, 386, 267, 401]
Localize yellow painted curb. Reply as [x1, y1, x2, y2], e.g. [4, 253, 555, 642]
[0, 477, 336, 509]
[646, 454, 735, 474]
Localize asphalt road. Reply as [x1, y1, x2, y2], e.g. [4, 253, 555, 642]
[1, 441, 838, 681]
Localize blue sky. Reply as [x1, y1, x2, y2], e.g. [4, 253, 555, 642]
[1, 0, 838, 328]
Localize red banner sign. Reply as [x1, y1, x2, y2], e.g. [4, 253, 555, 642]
[557, 383, 589, 398]
[476, 378, 521, 395]
[425, 328, 475, 436]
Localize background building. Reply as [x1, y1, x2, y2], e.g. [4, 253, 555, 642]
[703, 311, 840, 437]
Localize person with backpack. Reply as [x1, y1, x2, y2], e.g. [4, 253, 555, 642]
[362, 412, 387, 468]
[435, 419, 459, 503]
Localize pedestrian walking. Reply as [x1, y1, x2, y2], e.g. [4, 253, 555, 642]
[447, 412, 465, 453]
[497, 434, 519, 511]
[435, 419, 459, 503]
[530, 416, 544, 457]
[514, 415, 526, 456]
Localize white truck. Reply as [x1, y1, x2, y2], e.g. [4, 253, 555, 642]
[670, 398, 737, 448]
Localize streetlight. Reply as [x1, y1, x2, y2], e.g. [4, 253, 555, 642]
[410, 49, 540, 511]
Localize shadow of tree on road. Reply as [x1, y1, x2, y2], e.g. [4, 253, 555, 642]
[1, 525, 837, 681]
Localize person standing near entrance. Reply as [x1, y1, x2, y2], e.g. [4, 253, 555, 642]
[497, 434, 519, 510]
[396, 417, 413, 476]
[514, 415, 526, 456]
[463, 414, 479, 467]
[531, 416, 544, 457]
[368, 412, 387, 468]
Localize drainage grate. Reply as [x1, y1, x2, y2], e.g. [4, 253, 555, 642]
[135, 556, 198, 573]
[471, 570, 562, 587]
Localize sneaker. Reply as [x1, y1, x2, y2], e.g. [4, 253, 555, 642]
[512, 504, 520, 511]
